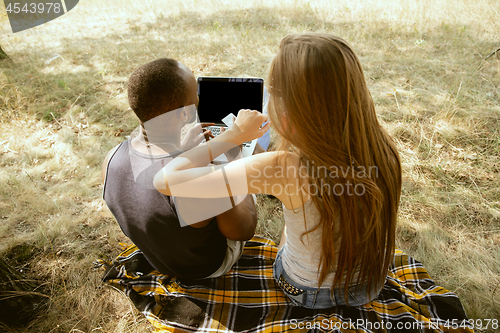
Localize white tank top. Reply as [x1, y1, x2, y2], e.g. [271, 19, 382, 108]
[281, 199, 343, 288]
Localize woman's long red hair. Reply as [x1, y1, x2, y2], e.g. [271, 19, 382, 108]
[268, 33, 402, 300]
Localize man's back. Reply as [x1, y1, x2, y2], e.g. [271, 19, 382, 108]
[103, 140, 227, 278]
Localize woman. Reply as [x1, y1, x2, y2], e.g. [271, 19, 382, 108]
[154, 33, 401, 308]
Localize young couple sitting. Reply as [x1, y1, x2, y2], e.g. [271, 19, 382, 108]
[103, 33, 402, 310]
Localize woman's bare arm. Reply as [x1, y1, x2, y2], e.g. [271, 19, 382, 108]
[153, 110, 309, 209]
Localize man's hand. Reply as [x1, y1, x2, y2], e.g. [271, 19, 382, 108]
[180, 122, 215, 151]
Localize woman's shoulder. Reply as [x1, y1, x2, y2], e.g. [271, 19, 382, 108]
[244, 150, 301, 167]
[241, 150, 309, 207]
[247, 151, 306, 180]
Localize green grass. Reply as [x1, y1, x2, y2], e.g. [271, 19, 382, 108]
[0, 0, 499, 331]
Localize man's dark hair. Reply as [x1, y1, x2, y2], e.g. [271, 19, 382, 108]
[128, 58, 189, 122]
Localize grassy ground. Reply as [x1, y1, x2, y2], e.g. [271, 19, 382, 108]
[0, 0, 499, 331]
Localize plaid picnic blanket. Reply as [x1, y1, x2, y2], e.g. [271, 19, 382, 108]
[98, 236, 473, 332]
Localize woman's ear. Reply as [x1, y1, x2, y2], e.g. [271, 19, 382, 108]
[280, 114, 296, 135]
[281, 115, 287, 130]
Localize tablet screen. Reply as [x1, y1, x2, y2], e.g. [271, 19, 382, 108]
[197, 77, 263, 124]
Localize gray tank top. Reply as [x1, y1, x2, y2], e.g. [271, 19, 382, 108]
[103, 140, 227, 278]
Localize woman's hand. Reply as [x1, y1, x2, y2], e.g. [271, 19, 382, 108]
[226, 109, 270, 145]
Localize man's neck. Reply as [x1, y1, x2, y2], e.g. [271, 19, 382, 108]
[131, 127, 182, 155]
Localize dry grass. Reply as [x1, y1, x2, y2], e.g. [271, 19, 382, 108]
[0, 0, 499, 331]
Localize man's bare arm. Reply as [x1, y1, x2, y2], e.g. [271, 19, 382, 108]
[215, 195, 257, 241]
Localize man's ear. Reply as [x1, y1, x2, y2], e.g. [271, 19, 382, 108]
[176, 108, 187, 122]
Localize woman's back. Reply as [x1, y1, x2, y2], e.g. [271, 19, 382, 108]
[281, 199, 341, 288]
[266, 33, 402, 301]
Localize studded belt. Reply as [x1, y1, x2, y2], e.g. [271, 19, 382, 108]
[277, 274, 305, 296]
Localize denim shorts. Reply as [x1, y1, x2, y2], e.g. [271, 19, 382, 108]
[273, 248, 383, 309]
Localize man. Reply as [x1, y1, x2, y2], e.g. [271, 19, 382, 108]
[102, 58, 257, 278]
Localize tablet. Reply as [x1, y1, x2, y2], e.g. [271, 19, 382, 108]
[197, 77, 264, 125]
